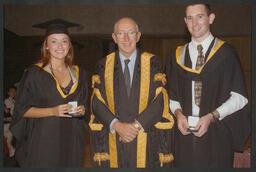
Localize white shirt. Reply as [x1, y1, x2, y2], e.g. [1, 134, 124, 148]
[4, 97, 15, 116]
[119, 50, 137, 86]
[170, 34, 248, 120]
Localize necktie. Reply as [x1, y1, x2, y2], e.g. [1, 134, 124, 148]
[124, 59, 131, 96]
[194, 44, 204, 106]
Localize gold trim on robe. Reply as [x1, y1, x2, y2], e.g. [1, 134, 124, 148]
[105, 53, 116, 114]
[176, 38, 225, 74]
[159, 153, 174, 167]
[154, 73, 167, 86]
[89, 54, 118, 167]
[92, 74, 101, 88]
[153, 87, 174, 130]
[104, 53, 118, 168]
[35, 63, 79, 98]
[90, 52, 173, 167]
[89, 75, 104, 131]
[93, 153, 110, 166]
[136, 52, 153, 167]
[89, 88, 104, 131]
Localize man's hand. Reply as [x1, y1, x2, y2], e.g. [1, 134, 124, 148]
[112, 121, 139, 143]
[193, 113, 213, 137]
[132, 120, 142, 130]
[175, 109, 191, 135]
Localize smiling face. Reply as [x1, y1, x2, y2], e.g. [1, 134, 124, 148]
[46, 33, 70, 61]
[112, 17, 141, 58]
[184, 4, 215, 42]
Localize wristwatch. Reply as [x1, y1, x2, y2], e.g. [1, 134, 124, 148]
[210, 110, 219, 122]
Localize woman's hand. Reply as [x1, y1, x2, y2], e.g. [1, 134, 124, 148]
[73, 105, 86, 115]
[53, 104, 73, 118]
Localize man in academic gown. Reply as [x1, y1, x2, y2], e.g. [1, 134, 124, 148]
[165, 4, 250, 167]
[89, 17, 174, 168]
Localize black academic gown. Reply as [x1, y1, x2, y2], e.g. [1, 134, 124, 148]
[90, 50, 174, 168]
[166, 38, 250, 167]
[10, 64, 88, 167]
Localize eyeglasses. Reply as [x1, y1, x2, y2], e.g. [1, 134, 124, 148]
[115, 31, 137, 39]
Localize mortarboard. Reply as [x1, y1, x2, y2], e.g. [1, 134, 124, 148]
[32, 18, 80, 37]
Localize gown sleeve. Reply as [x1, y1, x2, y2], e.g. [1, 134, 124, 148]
[136, 56, 164, 130]
[10, 66, 40, 166]
[91, 59, 116, 127]
[221, 47, 250, 151]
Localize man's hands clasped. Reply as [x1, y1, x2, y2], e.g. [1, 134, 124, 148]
[112, 120, 142, 143]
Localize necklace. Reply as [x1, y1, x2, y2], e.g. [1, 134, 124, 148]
[49, 63, 73, 94]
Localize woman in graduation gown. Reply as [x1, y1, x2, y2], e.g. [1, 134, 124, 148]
[10, 19, 88, 167]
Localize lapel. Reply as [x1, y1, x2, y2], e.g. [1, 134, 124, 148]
[129, 50, 141, 103]
[35, 63, 79, 98]
[176, 38, 225, 74]
[113, 52, 129, 117]
[115, 52, 129, 99]
[112, 51, 141, 115]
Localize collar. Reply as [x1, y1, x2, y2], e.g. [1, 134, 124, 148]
[35, 63, 79, 98]
[191, 33, 214, 54]
[43, 64, 78, 84]
[119, 49, 137, 63]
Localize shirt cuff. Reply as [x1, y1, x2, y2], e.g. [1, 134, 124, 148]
[216, 91, 248, 120]
[109, 118, 118, 133]
[169, 99, 182, 115]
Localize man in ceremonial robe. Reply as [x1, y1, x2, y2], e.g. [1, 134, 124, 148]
[166, 4, 250, 167]
[89, 17, 174, 168]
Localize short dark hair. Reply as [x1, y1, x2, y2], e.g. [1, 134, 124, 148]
[204, 4, 212, 15]
[185, 4, 212, 16]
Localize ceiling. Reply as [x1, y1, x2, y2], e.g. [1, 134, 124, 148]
[4, 4, 251, 37]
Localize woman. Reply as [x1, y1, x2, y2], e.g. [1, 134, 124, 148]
[10, 19, 88, 167]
